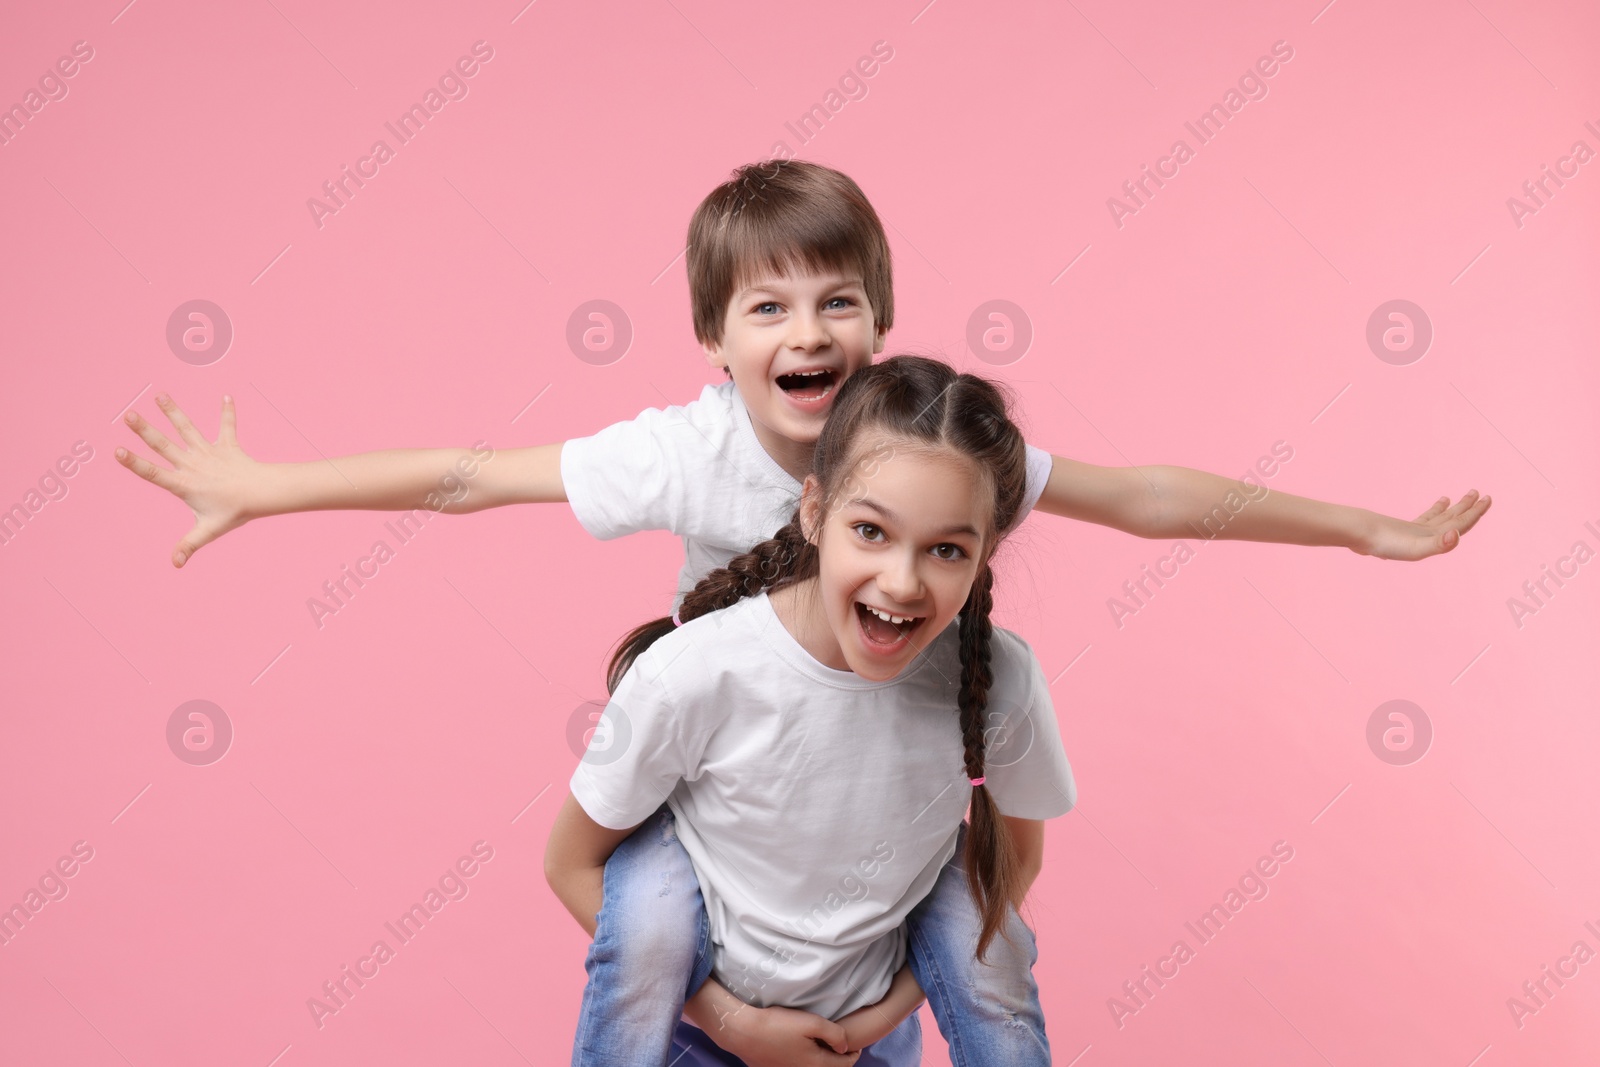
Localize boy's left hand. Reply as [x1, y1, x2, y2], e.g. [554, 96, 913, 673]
[1358, 490, 1492, 561]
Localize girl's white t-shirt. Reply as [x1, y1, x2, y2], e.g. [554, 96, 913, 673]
[569, 591, 1077, 1021]
[560, 381, 1056, 605]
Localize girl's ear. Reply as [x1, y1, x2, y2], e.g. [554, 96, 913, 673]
[799, 474, 824, 545]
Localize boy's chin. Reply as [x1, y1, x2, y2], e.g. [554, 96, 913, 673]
[768, 404, 828, 441]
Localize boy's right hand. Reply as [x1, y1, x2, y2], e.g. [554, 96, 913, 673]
[116, 394, 260, 568]
[718, 1003, 860, 1066]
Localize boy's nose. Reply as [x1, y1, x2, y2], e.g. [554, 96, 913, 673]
[785, 311, 830, 352]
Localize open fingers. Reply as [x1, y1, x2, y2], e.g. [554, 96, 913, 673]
[114, 444, 179, 492]
[217, 394, 238, 447]
[123, 407, 185, 463]
[1452, 493, 1492, 536]
[1412, 496, 1450, 524]
[1439, 489, 1481, 519]
[155, 393, 207, 448]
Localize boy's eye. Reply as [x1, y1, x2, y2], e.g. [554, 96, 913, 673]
[931, 544, 966, 561]
[825, 296, 854, 310]
[852, 522, 885, 543]
[754, 302, 780, 316]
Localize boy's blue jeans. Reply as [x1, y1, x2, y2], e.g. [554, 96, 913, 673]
[571, 806, 1051, 1067]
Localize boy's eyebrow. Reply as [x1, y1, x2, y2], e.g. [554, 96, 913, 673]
[852, 498, 981, 541]
[735, 276, 867, 300]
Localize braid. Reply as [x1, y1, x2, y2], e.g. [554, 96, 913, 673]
[957, 564, 1023, 961]
[606, 520, 812, 693]
[678, 521, 809, 623]
[957, 567, 995, 781]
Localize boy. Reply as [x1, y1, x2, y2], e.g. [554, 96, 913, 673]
[117, 160, 1489, 1064]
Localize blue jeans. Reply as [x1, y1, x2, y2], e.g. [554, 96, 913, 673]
[572, 806, 1050, 1067]
[572, 807, 715, 1067]
[905, 823, 1052, 1065]
[667, 1014, 921, 1065]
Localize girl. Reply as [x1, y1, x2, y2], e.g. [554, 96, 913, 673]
[545, 356, 1078, 1066]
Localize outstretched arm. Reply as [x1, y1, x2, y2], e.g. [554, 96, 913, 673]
[1035, 455, 1491, 562]
[116, 394, 566, 567]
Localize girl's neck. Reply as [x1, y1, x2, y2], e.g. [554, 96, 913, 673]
[768, 577, 850, 672]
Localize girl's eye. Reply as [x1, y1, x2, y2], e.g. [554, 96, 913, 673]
[754, 302, 780, 316]
[931, 544, 966, 561]
[852, 522, 885, 543]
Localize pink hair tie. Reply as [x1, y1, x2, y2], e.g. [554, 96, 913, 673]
[969, 775, 986, 787]
[671, 610, 684, 628]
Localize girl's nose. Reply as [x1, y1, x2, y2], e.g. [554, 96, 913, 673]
[877, 554, 924, 605]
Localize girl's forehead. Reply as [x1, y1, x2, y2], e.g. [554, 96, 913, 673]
[831, 436, 996, 531]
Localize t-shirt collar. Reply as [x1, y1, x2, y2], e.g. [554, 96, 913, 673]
[727, 382, 803, 493]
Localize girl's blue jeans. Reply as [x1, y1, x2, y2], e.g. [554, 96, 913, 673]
[570, 806, 1051, 1067]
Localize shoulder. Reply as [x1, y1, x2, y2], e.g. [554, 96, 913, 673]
[563, 381, 737, 472]
[914, 621, 1047, 713]
[907, 619, 1043, 695]
[578, 380, 735, 439]
[920, 619, 1042, 672]
[654, 380, 738, 432]
[627, 594, 763, 698]
[985, 625, 1048, 703]
[987, 624, 1042, 671]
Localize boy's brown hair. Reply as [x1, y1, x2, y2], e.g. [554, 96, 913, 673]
[687, 159, 894, 347]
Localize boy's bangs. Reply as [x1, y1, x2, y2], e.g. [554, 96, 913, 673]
[726, 221, 869, 295]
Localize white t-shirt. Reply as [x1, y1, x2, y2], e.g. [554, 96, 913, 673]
[561, 380, 1056, 605]
[570, 591, 1077, 1020]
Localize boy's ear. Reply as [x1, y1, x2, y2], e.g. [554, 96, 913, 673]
[702, 339, 728, 370]
[872, 322, 888, 355]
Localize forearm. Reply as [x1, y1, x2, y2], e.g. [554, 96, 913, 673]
[1147, 465, 1375, 551]
[866, 964, 924, 1029]
[544, 864, 604, 939]
[252, 446, 495, 518]
[684, 976, 755, 1039]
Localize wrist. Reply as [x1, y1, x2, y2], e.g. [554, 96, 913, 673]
[247, 462, 296, 520]
[683, 980, 759, 1050]
[1347, 507, 1383, 555]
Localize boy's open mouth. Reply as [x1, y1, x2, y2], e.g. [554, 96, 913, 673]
[775, 368, 839, 404]
[855, 601, 924, 653]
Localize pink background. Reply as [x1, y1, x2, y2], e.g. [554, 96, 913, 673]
[3, 1, 1597, 1064]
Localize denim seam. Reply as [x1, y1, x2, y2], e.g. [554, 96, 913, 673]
[908, 915, 974, 1067]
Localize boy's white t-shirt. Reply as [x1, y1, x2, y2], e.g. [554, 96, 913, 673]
[560, 381, 1056, 605]
[569, 591, 1077, 1021]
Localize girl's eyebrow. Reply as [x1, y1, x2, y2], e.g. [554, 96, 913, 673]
[854, 498, 980, 540]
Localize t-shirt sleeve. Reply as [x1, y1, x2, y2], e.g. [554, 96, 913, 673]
[569, 638, 706, 830]
[979, 631, 1076, 820]
[1018, 443, 1055, 519]
[560, 404, 689, 541]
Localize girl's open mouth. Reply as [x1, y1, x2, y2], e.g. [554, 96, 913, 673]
[855, 601, 924, 654]
[775, 368, 839, 405]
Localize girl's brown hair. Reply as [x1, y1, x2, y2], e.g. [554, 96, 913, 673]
[607, 355, 1029, 960]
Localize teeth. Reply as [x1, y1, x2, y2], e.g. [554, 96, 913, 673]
[865, 605, 917, 626]
[788, 369, 830, 377]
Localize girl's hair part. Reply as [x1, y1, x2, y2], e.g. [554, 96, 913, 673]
[606, 354, 1028, 960]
